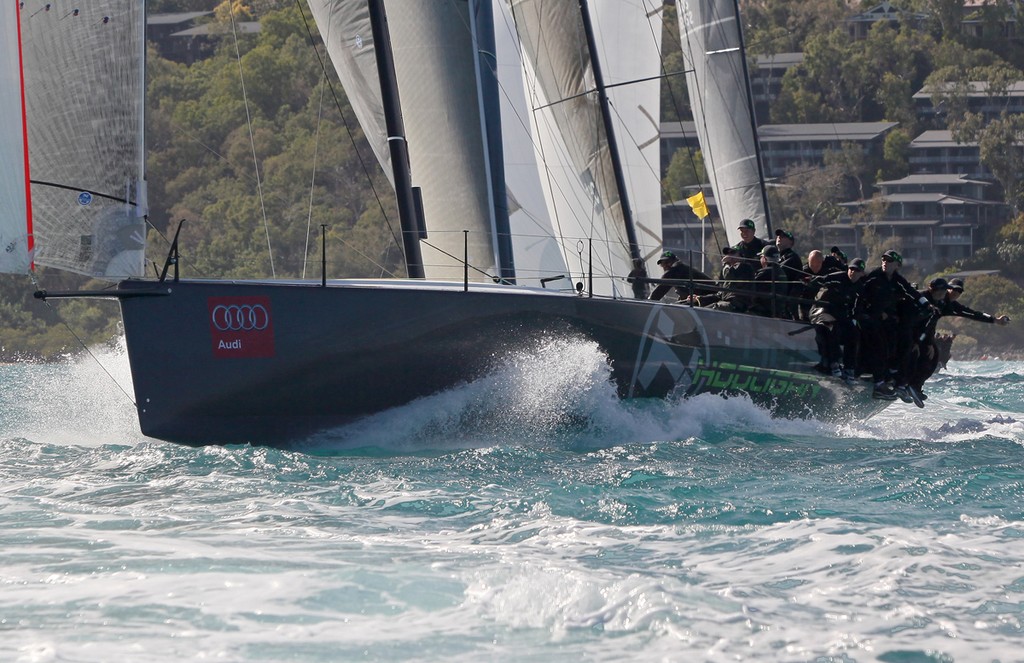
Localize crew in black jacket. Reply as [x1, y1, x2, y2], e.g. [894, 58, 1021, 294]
[685, 247, 755, 312]
[732, 218, 768, 263]
[649, 251, 712, 302]
[750, 245, 788, 317]
[945, 278, 1011, 325]
[907, 277, 1011, 400]
[775, 229, 803, 318]
[806, 258, 867, 379]
[856, 250, 932, 400]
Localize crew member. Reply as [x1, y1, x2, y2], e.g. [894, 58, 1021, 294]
[649, 250, 712, 302]
[685, 247, 754, 312]
[750, 245, 788, 317]
[776, 229, 803, 318]
[856, 250, 930, 401]
[806, 258, 867, 380]
[732, 219, 768, 263]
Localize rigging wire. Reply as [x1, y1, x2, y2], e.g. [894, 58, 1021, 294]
[28, 273, 137, 408]
[228, 5, 275, 277]
[302, 23, 330, 280]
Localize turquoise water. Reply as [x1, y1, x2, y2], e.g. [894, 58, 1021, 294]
[2, 343, 1024, 662]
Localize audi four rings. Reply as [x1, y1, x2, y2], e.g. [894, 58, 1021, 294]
[211, 304, 270, 331]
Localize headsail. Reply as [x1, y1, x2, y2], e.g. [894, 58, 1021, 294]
[309, 0, 499, 281]
[677, 0, 770, 246]
[508, 0, 664, 297]
[17, 1, 147, 279]
[493, 0, 572, 288]
[0, 0, 31, 274]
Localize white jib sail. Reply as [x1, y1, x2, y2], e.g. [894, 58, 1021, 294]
[590, 0, 665, 277]
[678, 0, 768, 246]
[20, 0, 147, 279]
[508, 0, 663, 297]
[0, 0, 31, 274]
[492, 0, 572, 289]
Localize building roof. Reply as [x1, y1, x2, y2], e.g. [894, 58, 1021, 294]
[847, 2, 928, 23]
[910, 130, 977, 148]
[172, 21, 262, 38]
[754, 53, 804, 69]
[878, 173, 990, 186]
[758, 122, 897, 142]
[148, 12, 212, 26]
[841, 192, 996, 206]
[945, 269, 1001, 279]
[819, 219, 944, 229]
[914, 81, 1024, 99]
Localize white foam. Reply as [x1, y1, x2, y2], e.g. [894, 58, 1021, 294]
[0, 337, 144, 447]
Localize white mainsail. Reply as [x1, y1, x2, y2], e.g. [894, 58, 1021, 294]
[677, 0, 769, 246]
[0, 0, 31, 274]
[15, 0, 147, 279]
[508, 0, 664, 297]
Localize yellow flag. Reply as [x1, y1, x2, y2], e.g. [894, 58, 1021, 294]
[686, 191, 709, 219]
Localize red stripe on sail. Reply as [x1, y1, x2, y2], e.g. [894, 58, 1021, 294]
[15, 0, 34, 269]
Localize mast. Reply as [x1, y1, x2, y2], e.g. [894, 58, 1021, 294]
[731, 0, 772, 234]
[367, 0, 424, 279]
[470, 0, 516, 284]
[577, 0, 647, 299]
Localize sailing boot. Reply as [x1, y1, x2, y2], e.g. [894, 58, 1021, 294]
[893, 384, 914, 404]
[872, 381, 897, 400]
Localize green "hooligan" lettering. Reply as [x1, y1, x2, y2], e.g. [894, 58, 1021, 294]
[690, 362, 821, 399]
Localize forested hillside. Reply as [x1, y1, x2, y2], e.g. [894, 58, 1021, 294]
[2, 0, 1023, 359]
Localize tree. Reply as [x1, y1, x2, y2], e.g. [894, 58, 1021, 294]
[662, 148, 705, 202]
[880, 127, 912, 180]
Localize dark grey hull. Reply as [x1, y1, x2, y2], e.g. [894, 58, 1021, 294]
[116, 278, 888, 446]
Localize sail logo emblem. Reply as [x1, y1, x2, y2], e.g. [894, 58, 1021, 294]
[208, 296, 275, 358]
[78, 192, 92, 206]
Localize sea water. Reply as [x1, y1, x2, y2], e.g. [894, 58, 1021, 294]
[1, 342, 1023, 662]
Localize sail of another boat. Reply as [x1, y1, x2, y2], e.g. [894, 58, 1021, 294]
[677, 0, 771, 246]
[0, 0, 147, 280]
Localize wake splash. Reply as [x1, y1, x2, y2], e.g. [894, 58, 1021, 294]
[5, 337, 1022, 454]
[0, 338, 143, 447]
[300, 338, 846, 454]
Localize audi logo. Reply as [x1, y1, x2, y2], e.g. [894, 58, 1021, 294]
[211, 304, 270, 332]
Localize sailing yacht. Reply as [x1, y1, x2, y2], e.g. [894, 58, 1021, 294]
[1, 0, 886, 446]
